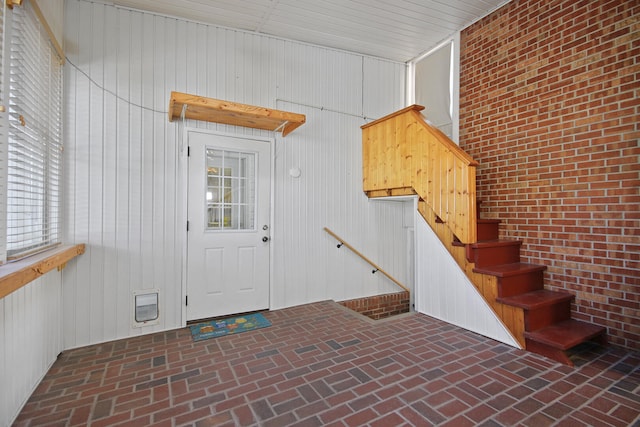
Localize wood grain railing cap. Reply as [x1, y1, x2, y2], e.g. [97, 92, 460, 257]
[361, 104, 425, 129]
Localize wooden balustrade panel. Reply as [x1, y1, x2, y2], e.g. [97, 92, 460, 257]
[362, 105, 477, 243]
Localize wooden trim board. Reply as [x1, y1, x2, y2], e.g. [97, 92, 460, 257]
[168, 92, 306, 137]
[0, 244, 86, 299]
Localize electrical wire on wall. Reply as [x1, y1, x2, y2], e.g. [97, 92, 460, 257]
[275, 99, 373, 122]
[67, 54, 383, 127]
[65, 56, 169, 116]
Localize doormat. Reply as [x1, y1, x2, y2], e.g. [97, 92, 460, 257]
[190, 313, 271, 342]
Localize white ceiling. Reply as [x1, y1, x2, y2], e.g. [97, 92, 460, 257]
[111, 0, 509, 62]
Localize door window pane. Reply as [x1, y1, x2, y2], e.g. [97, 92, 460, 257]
[206, 149, 255, 230]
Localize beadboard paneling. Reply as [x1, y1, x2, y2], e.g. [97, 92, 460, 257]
[272, 105, 412, 308]
[112, 0, 509, 63]
[0, 272, 63, 427]
[415, 213, 520, 347]
[62, 0, 407, 349]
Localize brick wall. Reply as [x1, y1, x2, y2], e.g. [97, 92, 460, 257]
[339, 291, 410, 320]
[459, 0, 639, 349]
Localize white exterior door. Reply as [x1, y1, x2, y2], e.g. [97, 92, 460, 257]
[186, 130, 271, 321]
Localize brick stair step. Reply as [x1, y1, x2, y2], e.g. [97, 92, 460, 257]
[497, 289, 573, 310]
[524, 319, 607, 351]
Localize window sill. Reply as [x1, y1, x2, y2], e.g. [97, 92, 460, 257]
[0, 244, 86, 299]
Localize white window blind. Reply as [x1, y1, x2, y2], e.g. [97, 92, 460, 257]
[0, 1, 7, 263]
[6, 0, 62, 260]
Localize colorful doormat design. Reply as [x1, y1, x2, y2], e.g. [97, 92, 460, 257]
[190, 313, 271, 342]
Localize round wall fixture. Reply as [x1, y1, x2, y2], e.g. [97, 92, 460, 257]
[289, 167, 301, 178]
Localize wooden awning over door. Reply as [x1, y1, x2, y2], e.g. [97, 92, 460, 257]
[168, 91, 306, 137]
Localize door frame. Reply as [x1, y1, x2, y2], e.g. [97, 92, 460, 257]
[179, 127, 275, 326]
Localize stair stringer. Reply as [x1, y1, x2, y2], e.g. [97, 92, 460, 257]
[415, 212, 522, 349]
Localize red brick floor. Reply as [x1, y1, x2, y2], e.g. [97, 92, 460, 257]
[14, 301, 640, 426]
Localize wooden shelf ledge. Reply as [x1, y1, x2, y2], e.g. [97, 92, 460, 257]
[168, 91, 306, 137]
[0, 244, 86, 299]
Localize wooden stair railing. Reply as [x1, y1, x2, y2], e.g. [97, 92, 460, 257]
[362, 105, 606, 366]
[324, 227, 410, 294]
[361, 105, 478, 244]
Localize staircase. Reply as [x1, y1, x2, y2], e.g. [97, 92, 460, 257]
[361, 105, 607, 366]
[465, 213, 606, 366]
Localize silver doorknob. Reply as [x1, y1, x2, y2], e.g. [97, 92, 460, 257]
[262, 236, 269, 242]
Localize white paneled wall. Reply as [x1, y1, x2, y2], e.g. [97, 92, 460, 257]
[415, 214, 521, 348]
[1, 272, 64, 427]
[273, 105, 413, 308]
[62, 0, 407, 349]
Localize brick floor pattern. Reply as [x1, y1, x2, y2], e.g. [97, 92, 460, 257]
[14, 301, 640, 426]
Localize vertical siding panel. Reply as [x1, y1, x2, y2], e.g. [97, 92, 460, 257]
[128, 11, 143, 332]
[272, 39, 286, 307]
[195, 23, 207, 103]
[152, 15, 167, 327]
[63, 0, 410, 348]
[307, 105, 322, 303]
[240, 32, 251, 106]
[215, 26, 227, 102]
[1, 273, 63, 426]
[161, 16, 180, 326]
[62, 0, 79, 348]
[206, 24, 217, 104]
[140, 13, 155, 297]
[183, 21, 199, 129]
[89, 2, 105, 341]
[174, 19, 187, 94]
[115, 8, 132, 337]
[8, 289, 22, 413]
[72, 0, 93, 345]
[101, 5, 118, 340]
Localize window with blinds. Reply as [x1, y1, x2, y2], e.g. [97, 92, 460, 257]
[6, 1, 62, 260]
[0, 2, 7, 263]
